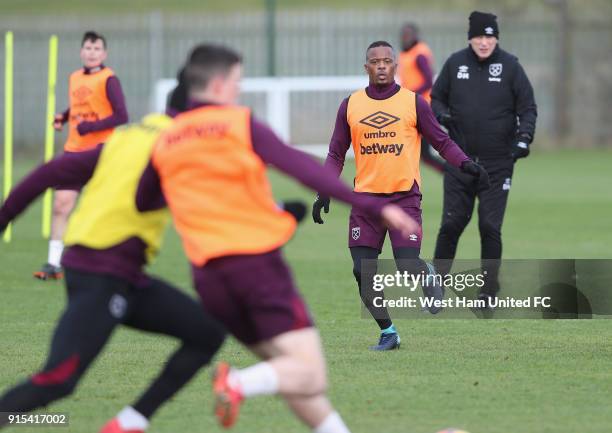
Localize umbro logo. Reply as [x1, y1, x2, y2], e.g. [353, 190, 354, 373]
[457, 65, 469, 80]
[72, 85, 93, 101]
[359, 111, 400, 130]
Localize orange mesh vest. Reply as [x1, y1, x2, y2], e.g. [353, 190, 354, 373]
[347, 88, 421, 193]
[152, 105, 297, 266]
[398, 42, 434, 103]
[65, 67, 115, 152]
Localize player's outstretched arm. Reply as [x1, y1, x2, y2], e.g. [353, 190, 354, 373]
[252, 117, 356, 205]
[0, 148, 101, 232]
[311, 98, 352, 224]
[251, 116, 419, 235]
[324, 98, 352, 177]
[381, 204, 421, 238]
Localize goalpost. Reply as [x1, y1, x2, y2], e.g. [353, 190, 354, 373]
[153, 76, 369, 157]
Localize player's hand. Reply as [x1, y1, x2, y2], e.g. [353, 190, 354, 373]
[512, 139, 530, 161]
[461, 160, 490, 189]
[281, 200, 307, 224]
[53, 113, 64, 131]
[436, 112, 452, 128]
[77, 121, 93, 136]
[312, 195, 330, 224]
[380, 204, 420, 239]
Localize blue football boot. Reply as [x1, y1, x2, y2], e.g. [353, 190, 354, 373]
[368, 332, 401, 351]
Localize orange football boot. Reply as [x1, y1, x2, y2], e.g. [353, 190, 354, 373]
[33, 263, 64, 280]
[213, 362, 244, 428]
[99, 418, 143, 433]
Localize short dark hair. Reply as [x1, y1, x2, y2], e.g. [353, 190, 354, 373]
[401, 22, 419, 36]
[82, 31, 106, 48]
[366, 40, 394, 60]
[166, 67, 188, 114]
[185, 44, 242, 92]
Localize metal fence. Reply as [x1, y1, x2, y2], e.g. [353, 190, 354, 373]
[1, 9, 611, 150]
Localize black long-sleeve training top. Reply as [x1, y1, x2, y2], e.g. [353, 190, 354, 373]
[431, 45, 537, 159]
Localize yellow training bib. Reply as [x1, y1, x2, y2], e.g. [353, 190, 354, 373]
[65, 114, 172, 262]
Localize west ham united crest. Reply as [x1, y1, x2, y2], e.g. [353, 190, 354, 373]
[352, 226, 361, 240]
[109, 294, 128, 318]
[489, 63, 503, 77]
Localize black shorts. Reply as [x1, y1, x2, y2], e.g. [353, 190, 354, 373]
[30, 269, 225, 387]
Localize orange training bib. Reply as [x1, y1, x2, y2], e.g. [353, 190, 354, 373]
[64, 67, 115, 152]
[398, 42, 434, 103]
[152, 105, 297, 266]
[347, 87, 421, 194]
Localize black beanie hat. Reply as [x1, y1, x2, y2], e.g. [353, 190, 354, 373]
[468, 11, 499, 39]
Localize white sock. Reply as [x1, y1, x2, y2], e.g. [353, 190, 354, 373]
[47, 240, 64, 267]
[117, 406, 149, 431]
[229, 362, 279, 398]
[314, 412, 351, 433]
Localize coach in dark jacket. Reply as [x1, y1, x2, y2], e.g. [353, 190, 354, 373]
[432, 11, 537, 303]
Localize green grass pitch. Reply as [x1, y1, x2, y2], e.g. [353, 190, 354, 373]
[1, 149, 611, 433]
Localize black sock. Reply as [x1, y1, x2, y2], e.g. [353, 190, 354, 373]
[393, 247, 429, 276]
[350, 246, 393, 331]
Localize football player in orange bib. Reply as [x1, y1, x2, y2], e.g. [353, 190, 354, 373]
[137, 44, 420, 432]
[35, 31, 128, 280]
[313, 41, 488, 350]
[398, 22, 445, 173]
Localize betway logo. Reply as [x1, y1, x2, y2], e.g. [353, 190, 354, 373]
[360, 143, 404, 156]
[162, 122, 230, 147]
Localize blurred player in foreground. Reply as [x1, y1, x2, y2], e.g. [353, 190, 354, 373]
[312, 41, 488, 350]
[137, 44, 419, 432]
[0, 110, 225, 433]
[35, 31, 128, 280]
[398, 22, 445, 173]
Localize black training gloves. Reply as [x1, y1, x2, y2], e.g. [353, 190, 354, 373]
[512, 134, 531, 161]
[461, 160, 490, 189]
[312, 195, 330, 224]
[281, 200, 307, 224]
[437, 112, 453, 128]
[460, 160, 481, 176]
